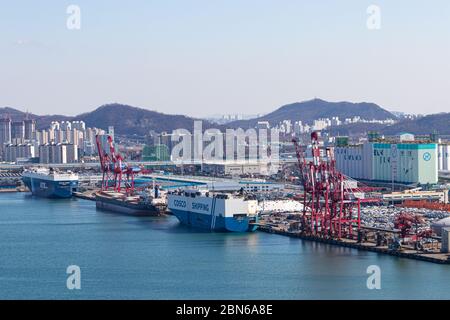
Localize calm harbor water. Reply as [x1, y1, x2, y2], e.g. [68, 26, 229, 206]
[0, 192, 449, 300]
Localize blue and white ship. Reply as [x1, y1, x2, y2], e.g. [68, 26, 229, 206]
[22, 168, 78, 198]
[167, 190, 259, 232]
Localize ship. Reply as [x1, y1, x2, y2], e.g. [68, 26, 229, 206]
[22, 168, 79, 198]
[167, 189, 259, 232]
[95, 189, 166, 216]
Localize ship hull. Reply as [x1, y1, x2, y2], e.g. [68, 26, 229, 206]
[95, 193, 163, 216]
[169, 208, 258, 232]
[22, 176, 78, 199]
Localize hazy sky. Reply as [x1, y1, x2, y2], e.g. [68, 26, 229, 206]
[0, 1, 449, 117]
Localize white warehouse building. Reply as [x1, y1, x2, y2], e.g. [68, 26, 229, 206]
[335, 142, 438, 184]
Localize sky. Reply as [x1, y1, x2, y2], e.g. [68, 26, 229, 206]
[0, 0, 449, 117]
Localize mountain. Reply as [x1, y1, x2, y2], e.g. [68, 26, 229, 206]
[34, 114, 73, 129]
[2, 102, 448, 136]
[1, 104, 219, 136]
[227, 98, 395, 128]
[382, 113, 450, 135]
[0, 107, 71, 129]
[0, 107, 29, 119]
[320, 113, 450, 136]
[76, 103, 219, 135]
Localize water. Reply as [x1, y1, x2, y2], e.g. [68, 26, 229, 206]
[0, 192, 449, 300]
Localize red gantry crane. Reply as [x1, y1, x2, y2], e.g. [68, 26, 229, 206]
[96, 134, 140, 194]
[394, 212, 431, 248]
[292, 132, 378, 239]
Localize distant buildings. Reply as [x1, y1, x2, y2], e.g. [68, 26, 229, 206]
[312, 119, 330, 131]
[0, 116, 105, 164]
[142, 144, 170, 161]
[398, 132, 415, 142]
[38, 144, 59, 164]
[330, 116, 341, 126]
[256, 121, 270, 130]
[293, 121, 310, 135]
[438, 144, 450, 171]
[4, 143, 35, 163]
[208, 113, 264, 125]
[201, 161, 271, 176]
[262, 116, 397, 137]
[38, 143, 79, 164]
[24, 119, 36, 140]
[33, 121, 104, 163]
[278, 120, 292, 134]
[0, 118, 12, 146]
[11, 121, 25, 141]
[146, 131, 174, 158]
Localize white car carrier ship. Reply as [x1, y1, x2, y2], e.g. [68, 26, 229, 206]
[167, 189, 259, 232]
[22, 168, 78, 198]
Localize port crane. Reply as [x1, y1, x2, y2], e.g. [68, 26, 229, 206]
[292, 132, 376, 239]
[96, 134, 140, 194]
[394, 212, 432, 249]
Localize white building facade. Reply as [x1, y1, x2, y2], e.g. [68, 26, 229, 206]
[335, 142, 438, 184]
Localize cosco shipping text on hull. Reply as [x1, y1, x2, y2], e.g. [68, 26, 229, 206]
[168, 190, 258, 232]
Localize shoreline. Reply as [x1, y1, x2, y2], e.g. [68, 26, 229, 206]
[258, 225, 450, 265]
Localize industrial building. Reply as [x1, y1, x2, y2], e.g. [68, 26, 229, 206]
[335, 141, 438, 185]
[382, 189, 448, 203]
[149, 174, 283, 192]
[201, 161, 271, 176]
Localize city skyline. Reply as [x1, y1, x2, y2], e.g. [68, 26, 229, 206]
[1, 1, 449, 117]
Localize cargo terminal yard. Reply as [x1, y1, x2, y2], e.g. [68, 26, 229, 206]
[1, 131, 450, 265]
[2, 166, 447, 263]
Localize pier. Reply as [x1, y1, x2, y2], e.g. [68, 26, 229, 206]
[73, 191, 96, 201]
[257, 223, 450, 265]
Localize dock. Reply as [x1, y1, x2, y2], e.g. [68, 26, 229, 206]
[0, 187, 27, 193]
[73, 191, 96, 201]
[257, 224, 450, 265]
